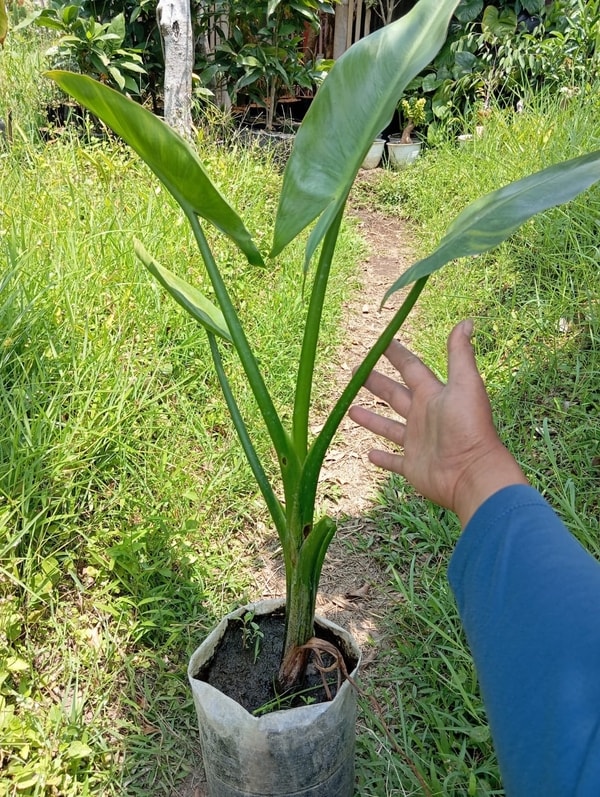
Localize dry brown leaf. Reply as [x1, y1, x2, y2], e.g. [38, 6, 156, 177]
[345, 583, 370, 600]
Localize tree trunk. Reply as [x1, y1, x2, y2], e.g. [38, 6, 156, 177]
[0, 0, 8, 48]
[157, 0, 193, 138]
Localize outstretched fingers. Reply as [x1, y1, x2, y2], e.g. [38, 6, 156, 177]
[360, 369, 411, 417]
[348, 405, 406, 446]
[446, 320, 478, 386]
[347, 409, 406, 475]
[384, 338, 440, 391]
[368, 447, 405, 475]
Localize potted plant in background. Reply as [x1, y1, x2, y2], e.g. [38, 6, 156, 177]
[387, 95, 426, 167]
[361, 134, 386, 168]
[20, 3, 146, 95]
[49, 0, 600, 791]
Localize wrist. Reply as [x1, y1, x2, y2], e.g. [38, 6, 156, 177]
[452, 444, 528, 527]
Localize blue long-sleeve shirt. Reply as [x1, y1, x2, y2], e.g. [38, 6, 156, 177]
[448, 484, 600, 796]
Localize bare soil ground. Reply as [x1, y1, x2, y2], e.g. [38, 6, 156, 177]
[171, 173, 416, 797]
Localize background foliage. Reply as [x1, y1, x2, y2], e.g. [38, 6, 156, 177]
[7, 0, 600, 135]
[406, 0, 600, 142]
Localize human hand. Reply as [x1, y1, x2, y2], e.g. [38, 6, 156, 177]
[349, 320, 527, 526]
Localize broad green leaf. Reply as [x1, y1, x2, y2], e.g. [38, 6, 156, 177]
[482, 6, 517, 40]
[454, 50, 479, 76]
[107, 11, 125, 43]
[272, 0, 460, 264]
[47, 71, 264, 267]
[119, 60, 146, 74]
[421, 72, 444, 92]
[0, 0, 7, 46]
[134, 240, 231, 342]
[239, 55, 261, 67]
[237, 70, 262, 91]
[454, 0, 483, 24]
[29, 14, 64, 31]
[96, 32, 122, 42]
[108, 65, 125, 91]
[383, 150, 600, 302]
[13, 770, 39, 789]
[62, 5, 80, 25]
[6, 657, 28, 673]
[522, 0, 544, 14]
[66, 740, 93, 759]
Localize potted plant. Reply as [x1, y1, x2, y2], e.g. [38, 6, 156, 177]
[48, 0, 600, 791]
[21, 4, 146, 95]
[387, 95, 426, 167]
[361, 135, 386, 169]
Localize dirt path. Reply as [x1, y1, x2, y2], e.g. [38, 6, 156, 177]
[172, 175, 416, 797]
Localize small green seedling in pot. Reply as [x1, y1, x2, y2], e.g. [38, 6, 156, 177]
[240, 611, 264, 664]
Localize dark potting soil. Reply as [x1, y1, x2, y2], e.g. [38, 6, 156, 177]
[194, 609, 358, 715]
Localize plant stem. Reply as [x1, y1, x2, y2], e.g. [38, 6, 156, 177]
[299, 277, 429, 521]
[278, 558, 319, 691]
[278, 513, 337, 690]
[278, 279, 427, 691]
[207, 333, 288, 547]
[187, 211, 300, 486]
[292, 207, 344, 459]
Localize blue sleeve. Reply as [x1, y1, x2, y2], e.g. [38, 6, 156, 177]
[448, 484, 600, 797]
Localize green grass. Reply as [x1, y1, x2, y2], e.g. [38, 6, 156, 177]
[0, 28, 363, 793]
[353, 484, 501, 796]
[350, 85, 600, 795]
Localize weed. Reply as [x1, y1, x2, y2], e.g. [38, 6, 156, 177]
[252, 681, 324, 716]
[239, 610, 264, 663]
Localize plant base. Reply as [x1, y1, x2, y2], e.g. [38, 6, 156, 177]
[188, 599, 361, 797]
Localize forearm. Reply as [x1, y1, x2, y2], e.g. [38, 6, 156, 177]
[449, 485, 600, 796]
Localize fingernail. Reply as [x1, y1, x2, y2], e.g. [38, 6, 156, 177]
[463, 319, 474, 338]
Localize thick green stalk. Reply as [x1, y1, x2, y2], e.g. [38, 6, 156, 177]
[187, 212, 301, 504]
[278, 279, 427, 691]
[278, 568, 315, 691]
[207, 333, 288, 553]
[278, 516, 336, 692]
[291, 206, 344, 458]
[299, 277, 429, 524]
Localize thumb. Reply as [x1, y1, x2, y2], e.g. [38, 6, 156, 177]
[447, 319, 481, 387]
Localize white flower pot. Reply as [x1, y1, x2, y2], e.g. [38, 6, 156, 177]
[457, 133, 474, 147]
[386, 139, 422, 169]
[361, 138, 385, 169]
